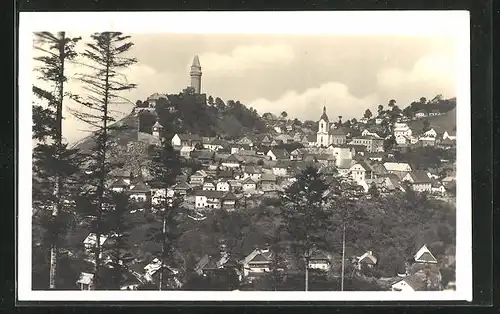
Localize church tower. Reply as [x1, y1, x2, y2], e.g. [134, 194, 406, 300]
[190, 55, 202, 94]
[316, 106, 330, 147]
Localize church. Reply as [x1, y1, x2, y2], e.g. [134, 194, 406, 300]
[316, 106, 347, 147]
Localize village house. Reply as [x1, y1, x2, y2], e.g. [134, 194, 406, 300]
[361, 129, 382, 138]
[383, 162, 413, 179]
[308, 251, 331, 271]
[171, 133, 202, 149]
[413, 244, 438, 264]
[329, 127, 348, 145]
[241, 248, 274, 279]
[243, 165, 262, 182]
[172, 182, 191, 196]
[260, 135, 272, 146]
[428, 109, 441, 116]
[336, 158, 355, 177]
[289, 148, 306, 161]
[241, 177, 257, 193]
[395, 134, 409, 146]
[128, 182, 151, 202]
[204, 138, 228, 151]
[218, 169, 235, 180]
[374, 117, 383, 124]
[391, 274, 427, 292]
[307, 134, 317, 147]
[349, 160, 374, 185]
[190, 170, 208, 186]
[222, 192, 238, 210]
[194, 249, 240, 278]
[109, 169, 133, 185]
[402, 171, 432, 192]
[237, 136, 255, 147]
[272, 161, 289, 177]
[393, 122, 413, 138]
[76, 272, 95, 290]
[355, 250, 377, 270]
[195, 190, 225, 210]
[415, 110, 428, 118]
[83, 233, 110, 265]
[190, 150, 215, 163]
[260, 172, 277, 190]
[110, 178, 129, 193]
[216, 179, 231, 192]
[431, 181, 447, 195]
[221, 154, 241, 168]
[266, 148, 290, 161]
[437, 137, 456, 150]
[180, 146, 194, 158]
[202, 181, 216, 191]
[276, 134, 293, 144]
[349, 136, 385, 153]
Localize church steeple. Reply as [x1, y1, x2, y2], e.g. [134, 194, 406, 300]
[190, 55, 202, 94]
[320, 105, 329, 122]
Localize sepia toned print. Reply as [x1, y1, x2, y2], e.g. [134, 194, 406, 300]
[20, 11, 471, 301]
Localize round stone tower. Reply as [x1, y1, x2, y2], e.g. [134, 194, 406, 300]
[190, 55, 202, 94]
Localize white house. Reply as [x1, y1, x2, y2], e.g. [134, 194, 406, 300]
[243, 166, 262, 182]
[180, 146, 194, 158]
[391, 275, 426, 292]
[356, 250, 377, 270]
[422, 128, 437, 138]
[361, 129, 382, 138]
[128, 182, 151, 202]
[415, 110, 428, 118]
[402, 171, 432, 192]
[77, 272, 95, 290]
[195, 190, 224, 210]
[375, 117, 383, 124]
[202, 182, 216, 191]
[241, 177, 257, 193]
[383, 162, 412, 179]
[394, 123, 412, 138]
[216, 180, 231, 192]
[413, 244, 438, 264]
[242, 248, 273, 278]
[349, 161, 373, 185]
[272, 161, 289, 177]
[308, 251, 331, 271]
[221, 155, 241, 168]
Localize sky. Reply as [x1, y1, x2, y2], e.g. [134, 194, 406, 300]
[32, 30, 460, 144]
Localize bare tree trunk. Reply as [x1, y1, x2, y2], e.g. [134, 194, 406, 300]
[49, 32, 67, 289]
[341, 223, 346, 291]
[305, 257, 309, 292]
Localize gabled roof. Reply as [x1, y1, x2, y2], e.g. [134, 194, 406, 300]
[192, 170, 207, 177]
[383, 162, 412, 172]
[191, 150, 215, 160]
[319, 106, 329, 122]
[414, 244, 438, 263]
[261, 172, 277, 182]
[357, 250, 377, 264]
[176, 133, 201, 141]
[351, 160, 372, 171]
[273, 160, 290, 169]
[407, 171, 432, 184]
[244, 165, 261, 174]
[218, 170, 234, 178]
[224, 192, 238, 201]
[152, 121, 163, 128]
[174, 182, 191, 190]
[83, 233, 108, 246]
[208, 138, 228, 146]
[243, 248, 273, 265]
[224, 154, 240, 163]
[393, 274, 427, 291]
[111, 178, 129, 188]
[268, 149, 289, 159]
[130, 182, 151, 193]
[329, 127, 347, 136]
[198, 190, 225, 199]
[241, 177, 256, 185]
[77, 272, 94, 285]
[310, 250, 330, 261]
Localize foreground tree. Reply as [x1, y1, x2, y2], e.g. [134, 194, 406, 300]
[279, 166, 330, 291]
[32, 32, 81, 289]
[69, 32, 137, 288]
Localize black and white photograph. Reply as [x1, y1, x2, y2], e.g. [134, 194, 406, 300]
[18, 11, 471, 301]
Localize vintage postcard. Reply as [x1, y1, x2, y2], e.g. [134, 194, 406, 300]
[18, 11, 471, 301]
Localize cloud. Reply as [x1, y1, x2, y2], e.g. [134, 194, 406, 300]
[376, 54, 456, 102]
[197, 44, 295, 77]
[249, 82, 380, 122]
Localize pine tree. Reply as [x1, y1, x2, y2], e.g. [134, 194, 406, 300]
[279, 166, 331, 291]
[146, 140, 186, 290]
[69, 32, 137, 289]
[32, 32, 81, 289]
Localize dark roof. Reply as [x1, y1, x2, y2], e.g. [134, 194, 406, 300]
[310, 250, 330, 261]
[319, 107, 329, 122]
[218, 170, 234, 178]
[190, 150, 215, 160]
[307, 134, 317, 142]
[241, 177, 256, 185]
[329, 127, 347, 136]
[409, 171, 432, 183]
[198, 190, 225, 198]
[177, 133, 201, 141]
[273, 160, 290, 169]
[261, 172, 277, 182]
[174, 182, 191, 190]
[224, 154, 240, 163]
[244, 165, 261, 174]
[224, 192, 238, 201]
[269, 149, 289, 159]
[401, 274, 427, 291]
[111, 178, 129, 188]
[129, 182, 150, 193]
[209, 138, 228, 146]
